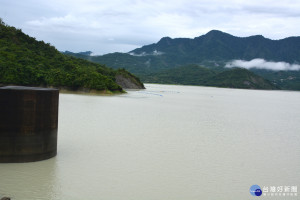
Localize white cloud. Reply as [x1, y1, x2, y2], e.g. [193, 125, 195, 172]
[226, 59, 300, 71]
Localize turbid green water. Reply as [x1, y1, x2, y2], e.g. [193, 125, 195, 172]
[0, 84, 299, 200]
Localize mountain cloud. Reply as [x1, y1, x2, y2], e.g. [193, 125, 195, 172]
[225, 58, 300, 71]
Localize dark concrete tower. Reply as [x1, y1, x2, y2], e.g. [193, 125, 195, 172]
[0, 86, 59, 162]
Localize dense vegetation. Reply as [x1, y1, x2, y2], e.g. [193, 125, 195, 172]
[141, 64, 277, 89]
[0, 19, 144, 92]
[250, 69, 300, 90]
[206, 68, 277, 89]
[142, 65, 216, 85]
[64, 30, 300, 90]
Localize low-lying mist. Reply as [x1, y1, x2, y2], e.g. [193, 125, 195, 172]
[225, 58, 300, 71]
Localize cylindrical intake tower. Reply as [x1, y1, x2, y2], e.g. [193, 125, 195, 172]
[0, 86, 59, 162]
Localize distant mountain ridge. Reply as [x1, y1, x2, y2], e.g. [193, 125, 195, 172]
[64, 30, 300, 90]
[63, 50, 93, 56]
[130, 30, 300, 63]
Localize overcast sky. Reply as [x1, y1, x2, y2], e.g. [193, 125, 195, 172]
[1, 0, 299, 55]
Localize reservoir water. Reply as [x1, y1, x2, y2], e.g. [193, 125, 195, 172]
[0, 84, 300, 200]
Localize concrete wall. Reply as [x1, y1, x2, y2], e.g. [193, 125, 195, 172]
[0, 86, 59, 162]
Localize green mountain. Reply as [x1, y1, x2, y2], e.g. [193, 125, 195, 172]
[0, 19, 144, 92]
[142, 64, 277, 89]
[206, 68, 277, 89]
[250, 69, 300, 90]
[64, 30, 300, 90]
[131, 30, 300, 63]
[142, 64, 216, 85]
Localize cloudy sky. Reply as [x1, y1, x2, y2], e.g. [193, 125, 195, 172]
[1, 0, 299, 55]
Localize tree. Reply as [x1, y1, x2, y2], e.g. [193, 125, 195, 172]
[0, 18, 5, 25]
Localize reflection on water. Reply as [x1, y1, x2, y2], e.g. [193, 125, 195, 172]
[1, 84, 300, 200]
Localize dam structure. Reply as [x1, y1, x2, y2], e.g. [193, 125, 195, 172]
[0, 86, 59, 163]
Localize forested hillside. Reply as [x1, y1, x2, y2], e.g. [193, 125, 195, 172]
[0, 19, 144, 92]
